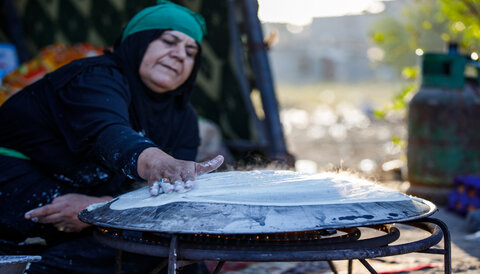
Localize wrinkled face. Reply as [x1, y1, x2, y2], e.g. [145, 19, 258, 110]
[139, 30, 198, 93]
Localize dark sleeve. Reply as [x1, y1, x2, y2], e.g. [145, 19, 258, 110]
[171, 103, 200, 161]
[53, 66, 155, 180]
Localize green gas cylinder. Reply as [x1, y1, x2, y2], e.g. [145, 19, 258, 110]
[407, 52, 480, 204]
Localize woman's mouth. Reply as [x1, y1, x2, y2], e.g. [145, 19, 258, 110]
[160, 63, 178, 74]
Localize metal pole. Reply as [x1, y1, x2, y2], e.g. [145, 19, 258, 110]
[327, 260, 338, 274]
[240, 0, 289, 161]
[213, 261, 225, 274]
[115, 250, 122, 274]
[424, 218, 451, 274]
[168, 235, 178, 274]
[227, 0, 268, 146]
[359, 259, 378, 274]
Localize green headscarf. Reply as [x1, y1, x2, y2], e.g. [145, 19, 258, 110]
[121, 0, 207, 43]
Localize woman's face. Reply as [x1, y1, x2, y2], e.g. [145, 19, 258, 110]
[139, 30, 198, 93]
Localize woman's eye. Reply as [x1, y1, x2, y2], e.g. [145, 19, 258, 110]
[162, 39, 175, 45]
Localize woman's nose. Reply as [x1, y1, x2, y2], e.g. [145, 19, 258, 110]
[171, 44, 187, 60]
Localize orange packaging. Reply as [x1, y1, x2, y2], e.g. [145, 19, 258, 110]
[0, 43, 104, 105]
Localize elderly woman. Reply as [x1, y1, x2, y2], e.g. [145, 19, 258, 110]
[0, 1, 222, 272]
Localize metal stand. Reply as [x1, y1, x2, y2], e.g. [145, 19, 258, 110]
[239, 0, 289, 161]
[168, 235, 178, 274]
[99, 218, 451, 274]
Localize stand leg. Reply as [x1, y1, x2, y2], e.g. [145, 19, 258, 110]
[424, 218, 452, 274]
[213, 261, 225, 274]
[116, 249, 122, 274]
[359, 259, 377, 274]
[168, 235, 178, 274]
[327, 260, 338, 274]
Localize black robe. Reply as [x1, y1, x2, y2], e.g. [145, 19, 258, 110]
[0, 30, 201, 272]
[0, 54, 199, 188]
[0, 29, 201, 188]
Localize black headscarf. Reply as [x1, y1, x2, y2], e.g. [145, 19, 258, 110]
[106, 29, 202, 148]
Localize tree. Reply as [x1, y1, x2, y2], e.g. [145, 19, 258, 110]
[370, 0, 450, 73]
[370, 0, 480, 118]
[439, 0, 480, 52]
[371, 0, 480, 72]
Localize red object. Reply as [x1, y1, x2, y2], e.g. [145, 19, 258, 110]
[0, 43, 104, 105]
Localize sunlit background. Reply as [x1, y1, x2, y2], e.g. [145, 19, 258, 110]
[258, 0, 387, 26]
[0, 1, 479, 270]
[254, 0, 415, 176]
[252, 2, 480, 269]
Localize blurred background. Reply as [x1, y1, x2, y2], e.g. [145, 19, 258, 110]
[0, 0, 479, 186]
[259, 0, 480, 182]
[2, 1, 480, 272]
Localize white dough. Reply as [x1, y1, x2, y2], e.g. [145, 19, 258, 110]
[86, 201, 109, 212]
[110, 170, 410, 210]
[160, 181, 174, 193]
[149, 181, 162, 196]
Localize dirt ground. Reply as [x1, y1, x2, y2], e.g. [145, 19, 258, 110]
[265, 82, 480, 273]
[208, 206, 480, 274]
[332, 198, 480, 273]
[276, 82, 408, 179]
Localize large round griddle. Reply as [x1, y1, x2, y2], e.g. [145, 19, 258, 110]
[79, 170, 436, 234]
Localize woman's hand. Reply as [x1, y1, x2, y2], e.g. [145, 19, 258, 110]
[24, 194, 112, 233]
[137, 147, 224, 190]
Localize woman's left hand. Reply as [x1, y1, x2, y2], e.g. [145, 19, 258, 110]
[24, 194, 112, 233]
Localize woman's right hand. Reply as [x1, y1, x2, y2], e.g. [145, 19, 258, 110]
[137, 147, 224, 190]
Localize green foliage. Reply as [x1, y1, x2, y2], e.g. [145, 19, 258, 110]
[401, 66, 419, 80]
[370, 16, 413, 70]
[392, 136, 407, 149]
[371, 0, 480, 72]
[372, 0, 480, 118]
[371, 0, 480, 156]
[438, 0, 480, 51]
[374, 79, 417, 119]
[369, 0, 449, 73]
